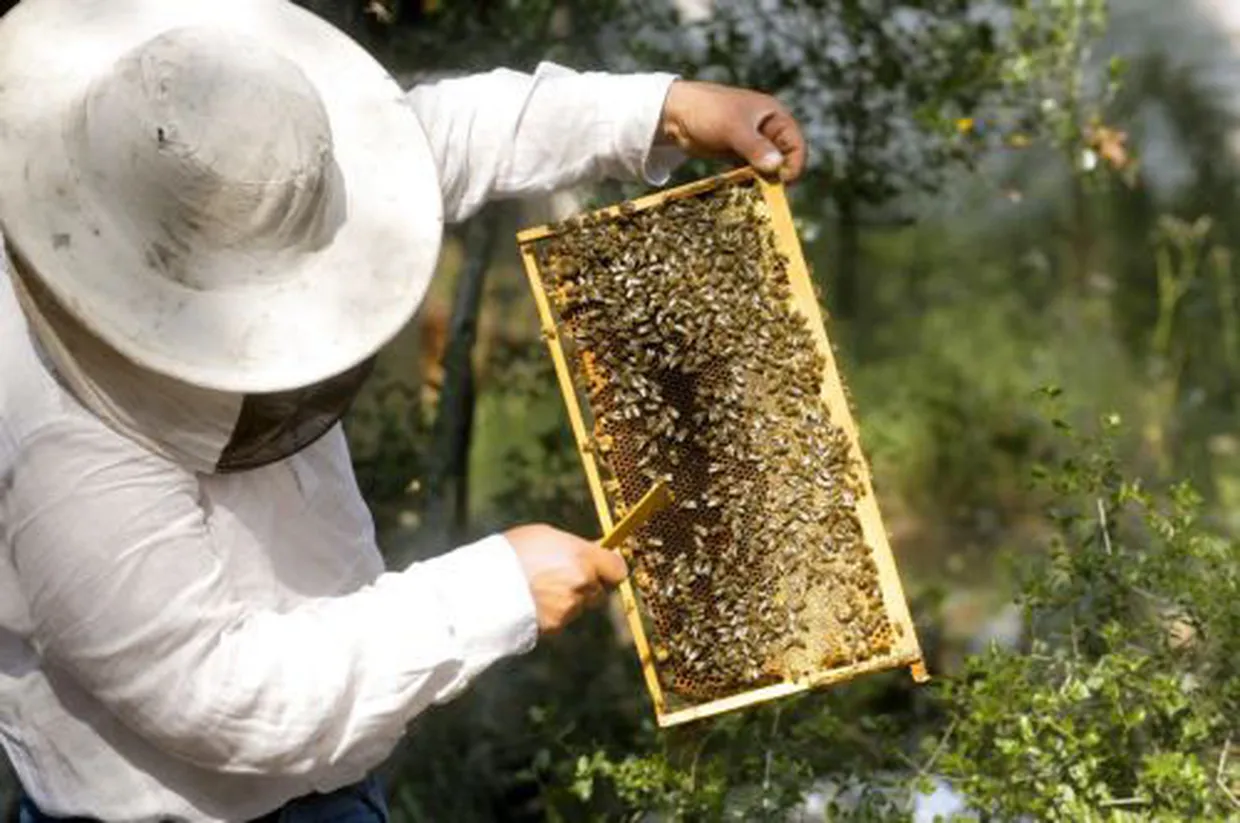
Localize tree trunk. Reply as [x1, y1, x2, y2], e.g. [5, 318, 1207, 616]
[834, 194, 862, 321]
[420, 206, 502, 550]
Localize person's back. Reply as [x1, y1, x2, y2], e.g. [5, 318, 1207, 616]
[0, 245, 403, 818]
[0, 248, 45, 664]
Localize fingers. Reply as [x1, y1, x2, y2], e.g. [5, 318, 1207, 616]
[583, 581, 608, 609]
[507, 524, 631, 634]
[733, 111, 786, 177]
[660, 80, 808, 182]
[733, 102, 807, 182]
[589, 546, 629, 587]
[759, 109, 807, 182]
[544, 548, 616, 633]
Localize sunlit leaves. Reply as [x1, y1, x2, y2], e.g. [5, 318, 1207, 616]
[940, 416, 1240, 819]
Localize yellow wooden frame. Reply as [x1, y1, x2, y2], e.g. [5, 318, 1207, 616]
[516, 167, 929, 727]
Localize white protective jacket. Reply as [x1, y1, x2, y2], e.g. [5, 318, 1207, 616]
[0, 63, 678, 822]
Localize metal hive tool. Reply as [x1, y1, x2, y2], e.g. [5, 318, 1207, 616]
[516, 167, 928, 727]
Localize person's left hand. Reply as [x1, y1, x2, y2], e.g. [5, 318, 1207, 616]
[658, 80, 807, 183]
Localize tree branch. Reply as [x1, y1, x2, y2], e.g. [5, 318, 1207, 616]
[421, 205, 503, 551]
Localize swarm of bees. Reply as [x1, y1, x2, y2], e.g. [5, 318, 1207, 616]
[531, 179, 897, 703]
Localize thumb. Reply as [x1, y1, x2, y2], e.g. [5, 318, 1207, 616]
[590, 546, 629, 587]
[733, 118, 785, 176]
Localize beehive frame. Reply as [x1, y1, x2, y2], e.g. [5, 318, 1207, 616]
[517, 167, 928, 727]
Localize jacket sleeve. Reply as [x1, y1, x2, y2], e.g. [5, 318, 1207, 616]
[5, 413, 537, 779]
[405, 61, 684, 223]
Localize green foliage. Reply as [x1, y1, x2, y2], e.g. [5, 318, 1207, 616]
[1003, 0, 1116, 130]
[855, 284, 1073, 536]
[532, 685, 928, 821]
[482, 335, 597, 536]
[562, 749, 729, 820]
[345, 362, 431, 505]
[503, 413, 1239, 823]
[615, 0, 1005, 320]
[625, 0, 1001, 202]
[939, 410, 1240, 820]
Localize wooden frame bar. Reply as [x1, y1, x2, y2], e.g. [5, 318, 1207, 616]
[517, 167, 928, 727]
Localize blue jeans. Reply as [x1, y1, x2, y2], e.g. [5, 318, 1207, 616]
[18, 775, 388, 823]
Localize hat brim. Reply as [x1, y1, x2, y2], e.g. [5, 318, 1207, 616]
[0, 0, 443, 393]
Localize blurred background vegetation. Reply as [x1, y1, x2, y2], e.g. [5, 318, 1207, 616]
[5, 0, 1240, 819]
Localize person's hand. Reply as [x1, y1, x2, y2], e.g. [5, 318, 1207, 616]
[658, 79, 807, 183]
[505, 524, 629, 635]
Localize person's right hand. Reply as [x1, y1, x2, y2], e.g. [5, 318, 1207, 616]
[505, 524, 629, 635]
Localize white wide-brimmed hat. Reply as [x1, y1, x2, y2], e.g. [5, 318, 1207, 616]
[0, 0, 443, 393]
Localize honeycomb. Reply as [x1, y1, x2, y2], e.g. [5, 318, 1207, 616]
[527, 176, 899, 706]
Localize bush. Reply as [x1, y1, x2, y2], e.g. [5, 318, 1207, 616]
[939, 409, 1240, 820]
[509, 410, 1240, 822]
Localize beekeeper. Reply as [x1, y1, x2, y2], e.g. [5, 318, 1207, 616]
[0, 0, 806, 820]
